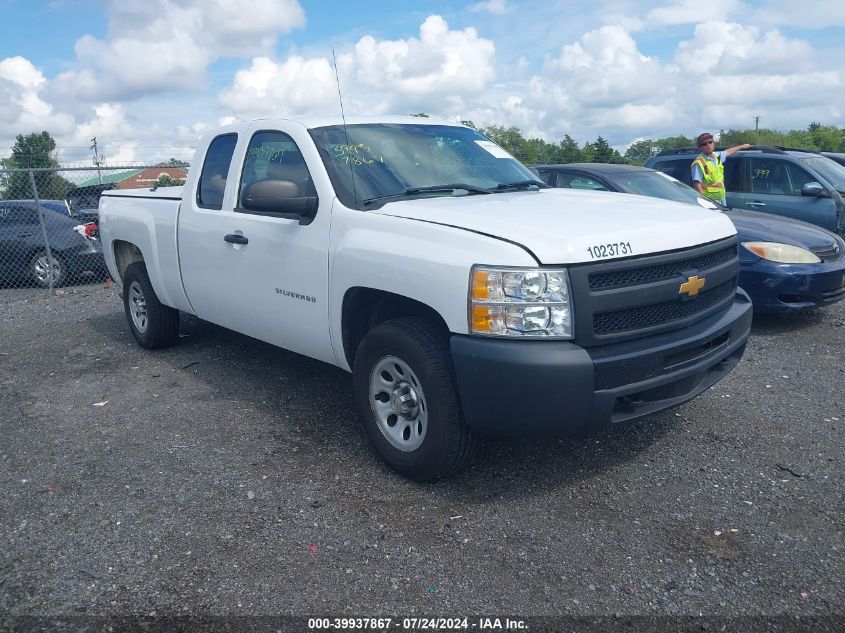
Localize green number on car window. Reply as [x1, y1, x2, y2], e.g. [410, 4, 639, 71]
[329, 144, 384, 166]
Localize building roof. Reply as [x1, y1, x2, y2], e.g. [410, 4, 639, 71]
[76, 169, 144, 187]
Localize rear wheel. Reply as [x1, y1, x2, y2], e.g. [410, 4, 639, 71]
[122, 262, 180, 349]
[353, 317, 477, 481]
[30, 251, 66, 288]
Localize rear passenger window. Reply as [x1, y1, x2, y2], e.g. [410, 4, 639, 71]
[0, 206, 36, 224]
[722, 158, 745, 192]
[197, 133, 238, 210]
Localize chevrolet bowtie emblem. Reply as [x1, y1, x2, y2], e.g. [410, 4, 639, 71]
[679, 275, 706, 297]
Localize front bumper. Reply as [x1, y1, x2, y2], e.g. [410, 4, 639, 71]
[739, 258, 845, 312]
[450, 290, 753, 438]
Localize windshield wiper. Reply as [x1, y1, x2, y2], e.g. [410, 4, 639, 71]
[491, 179, 549, 191]
[362, 183, 491, 206]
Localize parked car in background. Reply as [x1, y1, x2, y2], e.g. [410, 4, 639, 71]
[644, 147, 845, 235]
[821, 152, 845, 168]
[533, 163, 845, 313]
[0, 200, 105, 288]
[64, 183, 116, 223]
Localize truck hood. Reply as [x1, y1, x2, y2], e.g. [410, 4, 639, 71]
[371, 188, 736, 264]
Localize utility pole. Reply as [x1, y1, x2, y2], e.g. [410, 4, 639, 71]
[90, 137, 103, 184]
[753, 115, 761, 143]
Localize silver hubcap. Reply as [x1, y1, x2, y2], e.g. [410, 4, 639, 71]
[369, 355, 428, 452]
[33, 255, 61, 284]
[128, 281, 148, 333]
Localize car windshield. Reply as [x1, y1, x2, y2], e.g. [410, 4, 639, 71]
[607, 170, 720, 209]
[798, 156, 845, 193]
[309, 123, 539, 209]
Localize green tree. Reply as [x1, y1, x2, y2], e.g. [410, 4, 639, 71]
[1, 131, 73, 200]
[409, 112, 429, 118]
[624, 140, 656, 165]
[554, 135, 582, 163]
[155, 174, 186, 187]
[164, 157, 190, 168]
[584, 136, 624, 163]
[480, 124, 530, 161]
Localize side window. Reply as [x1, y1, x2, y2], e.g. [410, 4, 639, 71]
[722, 158, 745, 192]
[784, 163, 815, 195]
[197, 133, 238, 210]
[750, 157, 793, 196]
[654, 159, 692, 186]
[1, 206, 36, 225]
[239, 131, 315, 210]
[556, 173, 609, 191]
[535, 170, 555, 186]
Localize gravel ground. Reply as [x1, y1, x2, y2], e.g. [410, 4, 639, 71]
[0, 283, 843, 629]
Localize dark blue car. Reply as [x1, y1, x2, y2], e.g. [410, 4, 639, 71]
[0, 200, 105, 288]
[532, 164, 845, 313]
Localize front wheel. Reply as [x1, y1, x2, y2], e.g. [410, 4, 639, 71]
[353, 317, 477, 481]
[122, 262, 180, 349]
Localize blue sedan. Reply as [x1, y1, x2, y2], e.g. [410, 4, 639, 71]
[532, 163, 845, 313]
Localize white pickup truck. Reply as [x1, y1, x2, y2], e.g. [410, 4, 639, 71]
[99, 116, 753, 481]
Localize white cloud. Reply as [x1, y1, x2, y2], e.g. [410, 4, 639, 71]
[676, 21, 815, 76]
[0, 56, 74, 140]
[219, 56, 338, 117]
[219, 15, 497, 119]
[57, 0, 306, 102]
[748, 0, 845, 28]
[468, 0, 510, 15]
[646, 0, 738, 26]
[353, 16, 495, 98]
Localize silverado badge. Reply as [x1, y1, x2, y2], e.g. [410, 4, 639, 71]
[679, 275, 706, 297]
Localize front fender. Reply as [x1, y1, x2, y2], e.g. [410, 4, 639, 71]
[327, 202, 537, 370]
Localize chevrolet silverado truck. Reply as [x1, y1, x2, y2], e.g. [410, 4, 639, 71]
[99, 116, 753, 481]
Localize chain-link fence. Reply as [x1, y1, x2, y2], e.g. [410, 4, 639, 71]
[0, 166, 187, 293]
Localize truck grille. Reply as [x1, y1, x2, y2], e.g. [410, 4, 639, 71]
[594, 279, 736, 335]
[568, 238, 739, 346]
[588, 245, 736, 290]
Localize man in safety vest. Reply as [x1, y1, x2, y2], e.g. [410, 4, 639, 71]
[691, 132, 751, 204]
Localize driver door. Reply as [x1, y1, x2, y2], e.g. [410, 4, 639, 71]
[215, 125, 335, 364]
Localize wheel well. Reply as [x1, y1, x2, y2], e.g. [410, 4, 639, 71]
[342, 288, 450, 368]
[113, 241, 144, 282]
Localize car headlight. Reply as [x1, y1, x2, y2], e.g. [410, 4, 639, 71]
[469, 266, 572, 338]
[742, 242, 821, 264]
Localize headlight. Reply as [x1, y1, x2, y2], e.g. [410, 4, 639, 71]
[742, 242, 821, 264]
[469, 266, 572, 338]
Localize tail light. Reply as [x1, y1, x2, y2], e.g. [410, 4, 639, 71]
[73, 222, 99, 240]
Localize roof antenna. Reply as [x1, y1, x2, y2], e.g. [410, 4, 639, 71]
[332, 49, 359, 207]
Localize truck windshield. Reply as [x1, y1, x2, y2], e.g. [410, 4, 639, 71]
[309, 123, 539, 209]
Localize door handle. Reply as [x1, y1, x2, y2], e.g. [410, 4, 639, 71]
[746, 202, 766, 207]
[224, 233, 248, 245]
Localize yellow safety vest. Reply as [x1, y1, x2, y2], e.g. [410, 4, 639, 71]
[692, 153, 726, 202]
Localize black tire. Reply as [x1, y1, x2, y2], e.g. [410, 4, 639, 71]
[30, 251, 66, 288]
[353, 317, 477, 482]
[122, 262, 180, 349]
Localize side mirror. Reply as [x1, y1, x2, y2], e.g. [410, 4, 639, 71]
[241, 179, 318, 225]
[801, 182, 827, 198]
